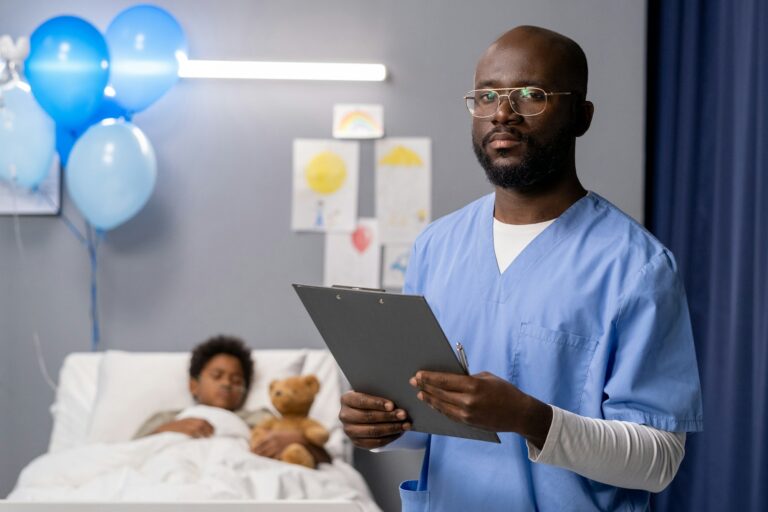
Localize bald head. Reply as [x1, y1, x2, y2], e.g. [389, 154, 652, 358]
[478, 26, 588, 97]
[470, 25, 595, 194]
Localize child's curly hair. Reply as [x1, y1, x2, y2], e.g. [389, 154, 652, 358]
[189, 335, 254, 393]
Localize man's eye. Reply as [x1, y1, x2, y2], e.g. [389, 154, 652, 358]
[479, 91, 498, 103]
[520, 88, 545, 101]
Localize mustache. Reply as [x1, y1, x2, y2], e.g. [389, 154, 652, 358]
[481, 128, 529, 147]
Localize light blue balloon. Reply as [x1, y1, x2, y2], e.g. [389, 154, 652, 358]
[0, 81, 56, 189]
[66, 120, 156, 230]
[106, 5, 187, 113]
[56, 94, 131, 166]
[25, 16, 110, 128]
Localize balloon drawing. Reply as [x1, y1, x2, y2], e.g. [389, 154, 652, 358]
[351, 225, 372, 253]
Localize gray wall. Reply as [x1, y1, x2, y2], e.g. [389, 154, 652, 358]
[0, 1, 646, 510]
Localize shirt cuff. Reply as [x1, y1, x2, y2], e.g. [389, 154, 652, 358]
[527, 404, 562, 463]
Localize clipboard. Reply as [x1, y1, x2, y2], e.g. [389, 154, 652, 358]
[293, 283, 500, 443]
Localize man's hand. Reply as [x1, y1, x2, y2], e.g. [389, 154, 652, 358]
[410, 371, 553, 449]
[153, 418, 214, 438]
[339, 391, 411, 449]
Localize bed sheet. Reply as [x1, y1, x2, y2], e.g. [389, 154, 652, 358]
[10, 432, 379, 512]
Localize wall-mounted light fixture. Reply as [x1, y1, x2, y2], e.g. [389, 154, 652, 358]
[178, 58, 386, 82]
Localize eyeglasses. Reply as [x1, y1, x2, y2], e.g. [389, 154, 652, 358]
[464, 87, 573, 118]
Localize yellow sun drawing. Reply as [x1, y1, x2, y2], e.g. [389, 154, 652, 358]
[305, 151, 347, 195]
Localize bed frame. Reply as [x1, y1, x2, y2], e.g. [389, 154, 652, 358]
[0, 501, 362, 511]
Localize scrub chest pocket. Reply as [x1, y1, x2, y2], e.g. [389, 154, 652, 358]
[511, 323, 598, 413]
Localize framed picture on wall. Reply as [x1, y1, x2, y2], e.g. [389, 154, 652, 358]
[0, 156, 61, 216]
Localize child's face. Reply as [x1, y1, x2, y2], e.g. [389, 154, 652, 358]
[189, 354, 247, 411]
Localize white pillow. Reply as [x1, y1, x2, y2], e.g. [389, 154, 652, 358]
[243, 349, 309, 412]
[48, 353, 102, 453]
[86, 350, 306, 444]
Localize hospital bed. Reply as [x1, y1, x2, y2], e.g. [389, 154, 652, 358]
[2, 349, 379, 511]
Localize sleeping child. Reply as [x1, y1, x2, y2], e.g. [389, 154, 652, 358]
[133, 335, 330, 464]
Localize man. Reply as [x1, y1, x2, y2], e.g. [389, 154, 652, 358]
[339, 26, 703, 511]
[135, 335, 330, 464]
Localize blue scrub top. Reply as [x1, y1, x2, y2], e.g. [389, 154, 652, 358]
[401, 192, 703, 512]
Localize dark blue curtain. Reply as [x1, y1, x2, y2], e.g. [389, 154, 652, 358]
[647, 0, 768, 510]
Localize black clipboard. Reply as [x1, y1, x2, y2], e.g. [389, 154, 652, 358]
[293, 283, 500, 443]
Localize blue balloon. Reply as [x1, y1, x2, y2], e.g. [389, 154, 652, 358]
[106, 5, 187, 113]
[56, 94, 131, 167]
[25, 16, 110, 128]
[66, 120, 156, 230]
[0, 81, 56, 189]
[56, 125, 79, 168]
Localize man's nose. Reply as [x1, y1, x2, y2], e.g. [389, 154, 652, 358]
[493, 97, 522, 124]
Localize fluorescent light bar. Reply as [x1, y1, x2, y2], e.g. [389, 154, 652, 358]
[178, 59, 386, 81]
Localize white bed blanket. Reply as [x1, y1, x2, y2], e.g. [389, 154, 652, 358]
[7, 433, 380, 511]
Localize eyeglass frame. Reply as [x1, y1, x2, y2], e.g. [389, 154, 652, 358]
[464, 87, 574, 118]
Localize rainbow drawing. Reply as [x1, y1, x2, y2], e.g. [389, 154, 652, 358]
[338, 111, 381, 133]
[333, 104, 384, 139]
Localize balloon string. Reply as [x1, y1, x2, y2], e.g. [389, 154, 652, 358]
[40, 190, 100, 351]
[40, 192, 88, 246]
[9, 178, 58, 392]
[34, 331, 57, 392]
[86, 224, 101, 351]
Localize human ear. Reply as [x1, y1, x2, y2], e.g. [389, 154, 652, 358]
[573, 100, 594, 137]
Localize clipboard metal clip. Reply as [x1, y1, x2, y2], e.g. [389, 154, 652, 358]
[331, 284, 387, 292]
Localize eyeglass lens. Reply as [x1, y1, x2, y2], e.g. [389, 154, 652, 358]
[466, 87, 548, 117]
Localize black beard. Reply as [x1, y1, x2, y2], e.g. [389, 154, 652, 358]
[473, 128, 570, 192]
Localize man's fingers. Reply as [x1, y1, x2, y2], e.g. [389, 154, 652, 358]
[344, 421, 411, 440]
[418, 390, 468, 424]
[341, 391, 395, 411]
[412, 371, 474, 392]
[340, 406, 407, 424]
[416, 381, 469, 408]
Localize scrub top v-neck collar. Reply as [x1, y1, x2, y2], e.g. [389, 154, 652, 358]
[476, 191, 598, 304]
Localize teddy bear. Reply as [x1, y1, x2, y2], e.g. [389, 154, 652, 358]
[250, 374, 329, 469]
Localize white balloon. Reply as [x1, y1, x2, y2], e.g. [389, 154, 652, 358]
[0, 80, 56, 189]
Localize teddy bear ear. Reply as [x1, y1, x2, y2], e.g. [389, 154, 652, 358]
[269, 379, 278, 392]
[303, 374, 320, 394]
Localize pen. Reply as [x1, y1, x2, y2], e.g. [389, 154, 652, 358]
[456, 342, 470, 373]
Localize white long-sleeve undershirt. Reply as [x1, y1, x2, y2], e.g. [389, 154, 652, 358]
[376, 408, 685, 492]
[527, 405, 686, 492]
